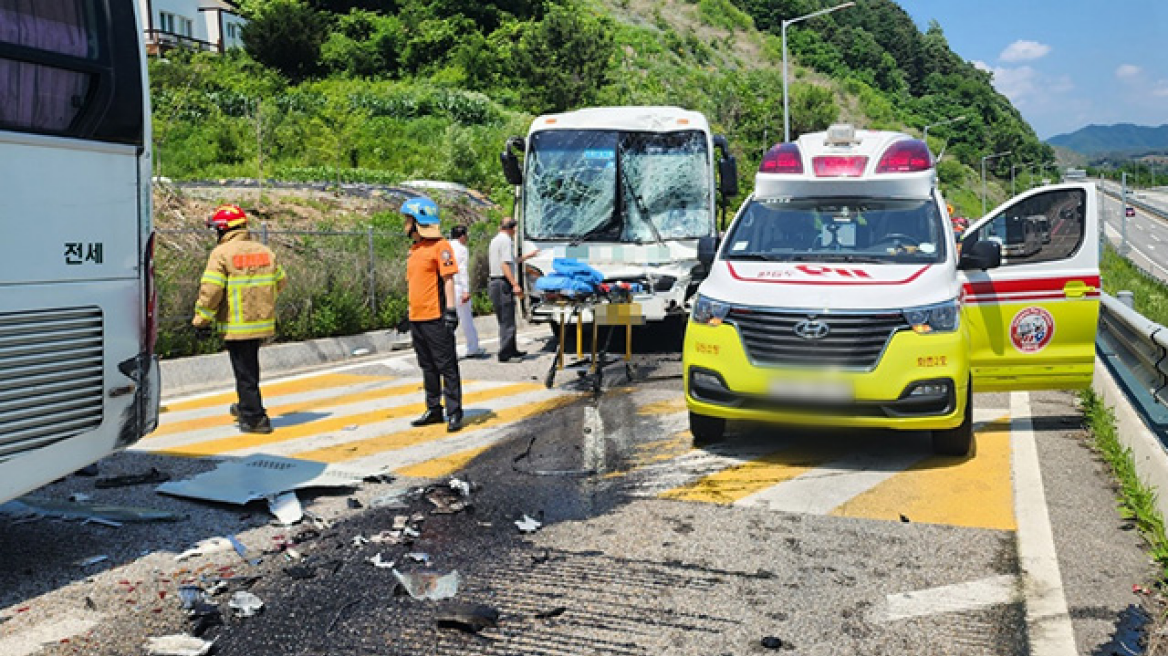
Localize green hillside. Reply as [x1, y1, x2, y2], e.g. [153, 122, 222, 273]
[152, 0, 1054, 217]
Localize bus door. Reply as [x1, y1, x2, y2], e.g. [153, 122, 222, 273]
[959, 184, 1100, 391]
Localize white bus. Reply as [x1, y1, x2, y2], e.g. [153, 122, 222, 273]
[0, 0, 160, 503]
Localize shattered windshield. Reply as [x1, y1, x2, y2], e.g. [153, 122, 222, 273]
[723, 198, 946, 264]
[523, 129, 713, 242]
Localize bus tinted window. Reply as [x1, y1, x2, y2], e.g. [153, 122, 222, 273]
[0, 59, 91, 131]
[0, 0, 95, 58]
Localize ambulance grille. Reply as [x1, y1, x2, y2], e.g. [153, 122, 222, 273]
[728, 308, 907, 369]
[0, 307, 104, 460]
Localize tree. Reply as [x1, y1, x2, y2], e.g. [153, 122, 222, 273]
[241, 0, 327, 81]
[512, 3, 616, 113]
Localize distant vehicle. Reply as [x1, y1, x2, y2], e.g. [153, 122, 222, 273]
[0, 0, 160, 504]
[999, 215, 1043, 257]
[1126, 206, 1136, 218]
[500, 106, 738, 327]
[1064, 168, 1086, 181]
[1032, 215, 1051, 244]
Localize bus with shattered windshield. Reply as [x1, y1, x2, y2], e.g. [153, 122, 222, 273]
[500, 106, 738, 327]
[0, 0, 160, 503]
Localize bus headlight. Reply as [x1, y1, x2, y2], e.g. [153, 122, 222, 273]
[691, 294, 731, 326]
[903, 299, 960, 334]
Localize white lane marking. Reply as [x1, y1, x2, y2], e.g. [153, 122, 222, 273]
[162, 376, 397, 423]
[0, 613, 103, 656]
[734, 444, 927, 513]
[1011, 392, 1077, 656]
[1150, 244, 1157, 251]
[878, 574, 1020, 621]
[1103, 225, 1168, 279]
[1154, 234, 1163, 242]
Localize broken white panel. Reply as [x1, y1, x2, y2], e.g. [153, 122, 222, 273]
[156, 454, 368, 505]
[267, 491, 303, 525]
[515, 514, 542, 533]
[144, 634, 214, 656]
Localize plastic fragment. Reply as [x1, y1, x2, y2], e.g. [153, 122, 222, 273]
[761, 636, 786, 649]
[392, 569, 461, 601]
[535, 606, 567, 619]
[369, 553, 395, 569]
[405, 552, 432, 566]
[435, 602, 500, 633]
[515, 514, 542, 533]
[75, 555, 109, 567]
[144, 634, 214, 656]
[175, 537, 234, 561]
[95, 467, 170, 488]
[228, 591, 264, 618]
[267, 491, 303, 526]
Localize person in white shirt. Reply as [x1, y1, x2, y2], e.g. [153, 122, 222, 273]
[488, 219, 538, 362]
[449, 226, 485, 358]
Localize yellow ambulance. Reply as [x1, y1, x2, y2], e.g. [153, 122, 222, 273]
[683, 124, 1099, 455]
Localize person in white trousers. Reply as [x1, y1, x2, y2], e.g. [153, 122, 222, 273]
[449, 226, 485, 358]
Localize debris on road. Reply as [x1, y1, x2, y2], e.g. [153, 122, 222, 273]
[228, 591, 264, 618]
[175, 537, 234, 561]
[267, 491, 303, 525]
[534, 606, 567, 619]
[227, 534, 261, 566]
[899, 514, 911, 523]
[405, 552, 432, 566]
[435, 602, 500, 633]
[144, 634, 214, 656]
[347, 497, 363, 509]
[178, 586, 208, 611]
[449, 477, 473, 497]
[156, 454, 367, 505]
[369, 489, 409, 509]
[427, 486, 471, 515]
[96, 467, 170, 488]
[393, 569, 461, 601]
[0, 497, 183, 523]
[761, 636, 788, 649]
[515, 514, 542, 533]
[74, 554, 110, 567]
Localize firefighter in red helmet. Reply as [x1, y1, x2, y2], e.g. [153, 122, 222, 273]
[192, 204, 287, 434]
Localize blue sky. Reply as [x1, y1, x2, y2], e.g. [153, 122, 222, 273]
[895, 1, 1168, 139]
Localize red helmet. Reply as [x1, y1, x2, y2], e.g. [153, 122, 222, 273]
[207, 204, 247, 231]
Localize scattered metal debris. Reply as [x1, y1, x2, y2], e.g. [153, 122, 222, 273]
[175, 537, 234, 561]
[227, 535, 261, 566]
[267, 491, 303, 525]
[448, 477, 473, 497]
[899, 514, 911, 523]
[178, 586, 208, 611]
[0, 497, 183, 523]
[74, 554, 110, 567]
[405, 552, 432, 566]
[515, 514, 542, 533]
[435, 602, 500, 633]
[427, 486, 471, 515]
[144, 634, 214, 656]
[347, 497, 363, 509]
[95, 467, 170, 488]
[369, 553, 395, 569]
[228, 591, 264, 618]
[392, 569, 461, 601]
[534, 606, 567, 619]
[156, 454, 368, 505]
[369, 489, 410, 509]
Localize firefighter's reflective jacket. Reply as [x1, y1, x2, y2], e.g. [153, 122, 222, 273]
[192, 230, 287, 340]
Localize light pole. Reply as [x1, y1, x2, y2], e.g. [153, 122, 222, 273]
[923, 115, 967, 155]
[782, 1, 854, 142]
[981, 151, 1011, 215]
[1121, 171, 1129, 253]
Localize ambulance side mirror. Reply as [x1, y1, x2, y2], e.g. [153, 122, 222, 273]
[500, 136, 524, 186]
[698, 236, 719, 268]
[958, 239, 1001, 271]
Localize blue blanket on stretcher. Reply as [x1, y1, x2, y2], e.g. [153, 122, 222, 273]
[533, 258, 605, 297]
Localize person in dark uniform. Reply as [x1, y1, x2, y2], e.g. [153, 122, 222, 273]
[402, 197, 463, 432]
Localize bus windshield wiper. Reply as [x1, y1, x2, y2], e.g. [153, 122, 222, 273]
[618, 158, 666, 247]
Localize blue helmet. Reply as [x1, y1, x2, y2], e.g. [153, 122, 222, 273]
[401, 197, 440, 225]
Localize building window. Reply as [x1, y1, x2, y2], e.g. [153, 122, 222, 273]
[158, 11, 174, 33]
[225, 23, 238, 40]
[177, 17, 193, 37]
[158, 12, 192, 37]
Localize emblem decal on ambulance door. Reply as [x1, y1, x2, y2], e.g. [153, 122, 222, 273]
[1010, 306, 1055, 353]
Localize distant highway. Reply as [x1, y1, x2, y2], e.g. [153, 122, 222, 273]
[1096, 180, 1168, 283]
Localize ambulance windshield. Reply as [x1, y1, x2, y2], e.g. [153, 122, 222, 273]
[522, 129, 713, 242]
[724, 198, 946, 264]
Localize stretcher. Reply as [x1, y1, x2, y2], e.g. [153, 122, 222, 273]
[541, 292, 643, 394]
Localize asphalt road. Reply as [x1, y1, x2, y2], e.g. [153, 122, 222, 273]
[0, 328, 1156, 655]
[1099, 181, 1168, 282]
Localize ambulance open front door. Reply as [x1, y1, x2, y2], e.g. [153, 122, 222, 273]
[959, 184, 1100, 392]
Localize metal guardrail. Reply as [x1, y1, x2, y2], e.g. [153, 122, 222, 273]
[1099, 292, 1168, 406]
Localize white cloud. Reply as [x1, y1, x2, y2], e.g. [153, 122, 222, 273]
[1153, 81, 1168, 98]
[1116, 64, 1142, 79]
[986, 65, 1039, 104]
[972, 60, 992, 73]
[999, 40, 1051, 63]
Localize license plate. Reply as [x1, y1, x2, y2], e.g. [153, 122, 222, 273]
[769, 378, 854, 403]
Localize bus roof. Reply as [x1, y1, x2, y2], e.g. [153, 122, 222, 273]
[527, 106, 711, 135]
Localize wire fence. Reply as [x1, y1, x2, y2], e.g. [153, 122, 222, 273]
[155, 224, 493, 358]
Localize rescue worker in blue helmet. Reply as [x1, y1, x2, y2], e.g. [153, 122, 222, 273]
[402, 197, 464, 432]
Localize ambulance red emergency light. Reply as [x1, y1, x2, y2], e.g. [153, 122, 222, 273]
[683, 124, 1099, 456]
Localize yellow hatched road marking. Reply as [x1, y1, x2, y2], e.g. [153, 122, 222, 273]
[161, 373, 388, 414]
[394, 447, 491, 478]
[294, 395, 577, 464]
[637, 398, 687, 416]
[156, 383, 544, 457]
[151, 379, 424, 438]
[661, 439, 852, 504]
[830, 419, 1016, 530]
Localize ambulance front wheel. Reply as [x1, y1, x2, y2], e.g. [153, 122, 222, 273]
[931, 385, 973, 457]
[689, 411, 726, 445]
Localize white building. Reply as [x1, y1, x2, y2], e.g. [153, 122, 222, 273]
[137, 0, 247, 54]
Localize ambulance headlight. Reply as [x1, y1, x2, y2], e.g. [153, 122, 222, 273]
[903, 299, 960, 334]
[692, 295, 731, 326]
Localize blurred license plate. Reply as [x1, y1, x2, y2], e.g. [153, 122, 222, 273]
[769, 379, 853, 403]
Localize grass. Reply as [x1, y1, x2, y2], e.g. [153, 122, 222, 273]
[1079, 388, 1168, 577]
[1101, 243, 1168, 326]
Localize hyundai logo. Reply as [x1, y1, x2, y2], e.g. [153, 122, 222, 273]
[793, 319, 830, 340]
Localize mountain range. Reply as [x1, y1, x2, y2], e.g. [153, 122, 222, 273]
[1047, 123, 1168, 156]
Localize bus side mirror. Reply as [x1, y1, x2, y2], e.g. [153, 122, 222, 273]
[500, 136, 524, 186]
[958, 239, 1001, 270]
[718, 156, 738, 197]
[698, 236, 719, 267]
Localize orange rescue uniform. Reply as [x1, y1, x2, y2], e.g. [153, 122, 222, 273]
[407, 238, 459, 321]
